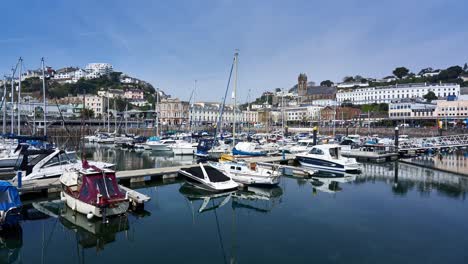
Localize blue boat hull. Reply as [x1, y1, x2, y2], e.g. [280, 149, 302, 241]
[232, 148, 266, 156]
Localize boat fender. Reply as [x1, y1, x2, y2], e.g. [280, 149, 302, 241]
[87, 213, 94, 220]
[60, 192, 66, 201]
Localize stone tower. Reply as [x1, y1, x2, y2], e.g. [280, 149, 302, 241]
[298, 73, 308, 96]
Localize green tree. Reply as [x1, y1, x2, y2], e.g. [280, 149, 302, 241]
[320, 80, 334, 87]
[393, 67, 410, 79]
[343, 76, 354, 82]
[438, 65, 463, 81]
[423, 91, 438, 102]
[464, 63, 468, 72]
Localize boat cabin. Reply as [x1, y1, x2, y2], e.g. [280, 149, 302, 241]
[308, 145, 342, 159]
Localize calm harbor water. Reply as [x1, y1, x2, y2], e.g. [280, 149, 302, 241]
[2, 147, 468, 263]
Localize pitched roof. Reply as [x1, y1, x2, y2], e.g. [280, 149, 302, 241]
[305, 86, 337, 95]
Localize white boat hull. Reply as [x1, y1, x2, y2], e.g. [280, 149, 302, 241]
[61, 191, 129, 218]
[171, 147, 194, 155]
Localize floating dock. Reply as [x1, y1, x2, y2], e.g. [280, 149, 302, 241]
[342, 150, 399, 162]
[13, 154, 295, 197]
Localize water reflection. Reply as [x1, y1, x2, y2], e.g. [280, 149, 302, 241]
[0, 226, 22, 264]
[59, 207, 129, 251]
[179, 183, 284, 214]
[356, 162, 468, 198]
[83, 143, 195, 170]
[403, 150, 468, 176]
[310, 175, 356, 195]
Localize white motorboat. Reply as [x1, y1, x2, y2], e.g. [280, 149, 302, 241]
[208, 160, 281, 186]
[14, 149, 114, 181]
[60, 163, 128, 218]
[95, 133, 115, 144]
[288, 139, 315, 154]
[169, 141, 195, 155]
[114, 134, 134, 145]
[145, 139, 177, 151]
[178, 163, 238, 192]
[295, 144, 361, 173]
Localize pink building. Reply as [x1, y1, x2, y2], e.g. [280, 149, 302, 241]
[124, 89, 144, 100]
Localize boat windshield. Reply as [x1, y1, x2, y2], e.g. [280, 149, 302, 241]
[28, 154, 50, 166]
[309, 148, 324, 155]
[94, 176, 118, 198]
[329, 148, 341, 159]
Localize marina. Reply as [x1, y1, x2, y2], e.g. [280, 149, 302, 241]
[2, 3, 468, 262]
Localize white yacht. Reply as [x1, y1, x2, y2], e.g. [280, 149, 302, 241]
[288, 139, 315, 154]
[168, 141, 195, 155]
[295, 144, 361, 173]
[14, 149, 114, 181]
[178, 163, 238, 192]
[95, 133, 115, 144]
[208, 160, 281, 186]
[145, 139, 177, 151]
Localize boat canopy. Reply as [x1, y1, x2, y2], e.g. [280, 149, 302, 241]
[78, 173, 125, 205]
[0, 181, 21, 211]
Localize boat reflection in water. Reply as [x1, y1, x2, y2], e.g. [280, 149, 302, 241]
[179, 183, 284, 214]
[309, 173, 356, 194]
[59, 206, 129, 251]
[31, 200, 130, 252]
[0, 225, 22, 264]
[179, 183, 236, 213]
[232, 186, 283, 213]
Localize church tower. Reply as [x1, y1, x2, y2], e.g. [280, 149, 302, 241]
[298, 73, 307, 96]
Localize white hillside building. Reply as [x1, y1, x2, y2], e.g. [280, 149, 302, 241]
[336, 83, 460, 105]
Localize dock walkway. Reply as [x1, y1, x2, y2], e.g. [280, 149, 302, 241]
[14, 154, 294, 195]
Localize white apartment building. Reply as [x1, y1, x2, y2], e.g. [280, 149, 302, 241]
[84, 95, 105, 116]
[388, 101, 436, 119]
[85, 63, 113, 75]
[337, 83, 460, 105]
[241, 110, 258, 124]
[190, 102, 258, 126]
[284, 106, 323, 122]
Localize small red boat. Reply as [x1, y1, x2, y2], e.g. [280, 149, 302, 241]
[60, 160, 129, 219]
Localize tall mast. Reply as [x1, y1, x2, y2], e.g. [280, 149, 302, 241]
[107, 95, 110, 133]
[189, 80, 197, 132]
[281, 88, 285, 137]
[10, 68, 14, 134]
[156, 88, 159, 136]
[113, 98, 117, 133]
[17, 57, 22, 135]
[2, 77, 6, 134]
[125, 103, 128, 134]
[232, 51, 239, 148]
[41, 58, 47, 136]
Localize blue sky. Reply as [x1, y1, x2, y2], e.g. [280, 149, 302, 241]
[1, 0, 467, 102]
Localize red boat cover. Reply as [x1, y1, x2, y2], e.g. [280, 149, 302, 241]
[78, 172, 125, 206]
